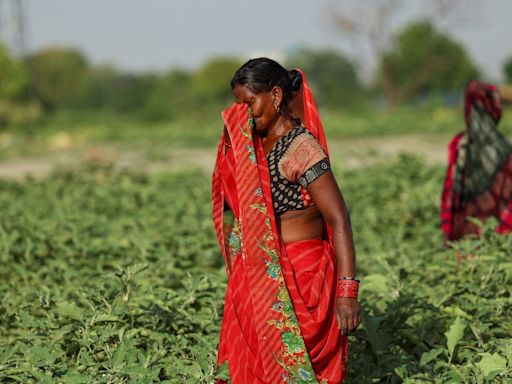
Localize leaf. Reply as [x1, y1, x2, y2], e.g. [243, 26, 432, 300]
[126, 263, 149, 277]
[50, 324, 73, 345]
[0, 345, 15, 364]
[445, 317, 466, 362]
[121, 365, 160, 378]
[501, 341, 512, 365]
[420, 348, 444, 366]
[17, 310, 37, 327]
[442, 306, 471, 320]
[360, 274, 396, 304]
[79, 350, 94, 365]
[215, 362, 231, 381]
[111, 342, 127, 370]
[91, 314, 121, 324]
[55, 301, 84, 321]
[31, 345, 58, 365]
[58, 373, 90, 384]
[477, 353, 507, 380]
[28, 368, 56, 384]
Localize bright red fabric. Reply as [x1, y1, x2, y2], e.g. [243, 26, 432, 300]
[281, 239, 347, 382]
[212, 71, 347, 383]
[440, 133, 464, 240]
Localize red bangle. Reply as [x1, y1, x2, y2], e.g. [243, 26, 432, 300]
[336, 278, 359, 298]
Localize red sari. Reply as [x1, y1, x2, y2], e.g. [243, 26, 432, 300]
[212, 70, 347, 383]
[441, 81, 512, 241]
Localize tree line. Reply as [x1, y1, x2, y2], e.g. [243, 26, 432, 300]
[1, 20, 511, 127]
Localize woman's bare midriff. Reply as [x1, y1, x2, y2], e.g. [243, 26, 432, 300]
[277, 205, 326, 244]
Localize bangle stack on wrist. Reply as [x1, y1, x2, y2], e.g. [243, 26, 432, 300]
[336, 276, 360, 298]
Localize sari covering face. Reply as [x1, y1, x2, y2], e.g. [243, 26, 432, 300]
[441, 81, 512, 241]
[212, 70, 347, 383]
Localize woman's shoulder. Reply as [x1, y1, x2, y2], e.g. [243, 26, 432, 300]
[279, 125, 310, 145]
[279, 126, 328, 183]
[280, 125, 323, 151]
[288, 126, 326, 155]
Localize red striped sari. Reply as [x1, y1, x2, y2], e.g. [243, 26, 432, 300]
[212, 70, 347, 383]
[441, 81, 512, 241]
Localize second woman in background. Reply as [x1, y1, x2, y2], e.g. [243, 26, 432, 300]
[441, 80, 512, 242]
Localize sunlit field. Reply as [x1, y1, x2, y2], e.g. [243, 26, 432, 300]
[0, 153, 510, 383]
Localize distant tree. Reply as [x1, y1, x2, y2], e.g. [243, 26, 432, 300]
[76, 65, 119, 109]
[286, 48, 363, 108]
[377, 21, 479, 105]
[143, 69, 193, 121]
[504, 56, 512, 83]
[0, 43, 27, 100]
[190, 57, 242, 106]
[105, 72, 156, 113]
[331, 0, 479, 79]
[144, 58, 242, 121]
[72, 64, 157, 114]
[26, 47, 89, 110]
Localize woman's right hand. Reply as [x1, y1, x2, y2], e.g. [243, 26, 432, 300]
[335, 297, 361, 335]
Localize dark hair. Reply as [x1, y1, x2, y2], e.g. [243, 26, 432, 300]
[230, 57, 302, 113]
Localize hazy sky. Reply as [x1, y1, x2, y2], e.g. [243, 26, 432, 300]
[15, 0, 512, 81]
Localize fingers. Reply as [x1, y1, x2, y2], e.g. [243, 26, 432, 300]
[335, 298, 361, 335]
[339, 317, 349, 336]
[339, 314, 358, 335]
[336, 311, 350, 335]
[337, 313, 353, 335]
[335, 312, 342, 331]
[336, 306, 361, 335]
[350, 308, 361, 332]
[346, 315, 355, 333]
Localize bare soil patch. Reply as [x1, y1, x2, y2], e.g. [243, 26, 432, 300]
[0, 134, 452, 179]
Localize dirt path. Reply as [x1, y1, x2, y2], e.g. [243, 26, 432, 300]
[0, 134, 452, 180]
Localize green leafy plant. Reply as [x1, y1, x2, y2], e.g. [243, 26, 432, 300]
[0, 157, 510, 383]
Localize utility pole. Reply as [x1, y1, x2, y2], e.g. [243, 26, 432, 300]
[0, 0, 26, 58]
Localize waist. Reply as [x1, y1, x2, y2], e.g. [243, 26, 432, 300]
[278, 206, 326, 244]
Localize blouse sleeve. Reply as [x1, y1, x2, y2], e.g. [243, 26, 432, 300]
[279, 133, 329, 184]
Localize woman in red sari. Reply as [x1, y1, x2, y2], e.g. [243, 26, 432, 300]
[441, 80, 512, 242]
[212, 58, 359, 383]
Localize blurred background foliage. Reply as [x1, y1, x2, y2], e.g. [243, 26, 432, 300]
[504, 56, 512, 84]
[0, 42, 27, 100]
[284, 48, 364, 109]
[1, 19, 510, 129]
[377, 20, 480, 106]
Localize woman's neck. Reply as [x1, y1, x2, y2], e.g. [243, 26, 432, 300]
[263, 117, 294, 143]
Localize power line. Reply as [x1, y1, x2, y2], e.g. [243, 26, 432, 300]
[0, 0, 26, 57]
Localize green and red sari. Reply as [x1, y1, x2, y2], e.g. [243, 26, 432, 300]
[212, 70, 347, 383]
[441, 81, 512, 241]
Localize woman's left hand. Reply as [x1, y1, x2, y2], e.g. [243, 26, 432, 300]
[335, 297, 360, 335]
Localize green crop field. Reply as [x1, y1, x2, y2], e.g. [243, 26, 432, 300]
[0, 155, 510, 383]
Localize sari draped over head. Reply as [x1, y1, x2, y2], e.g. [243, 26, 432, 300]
[212, 70, 347, 383]
[441, 80, 512, 241]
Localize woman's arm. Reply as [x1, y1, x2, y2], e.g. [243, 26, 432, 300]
[307, 172, 360, 335]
